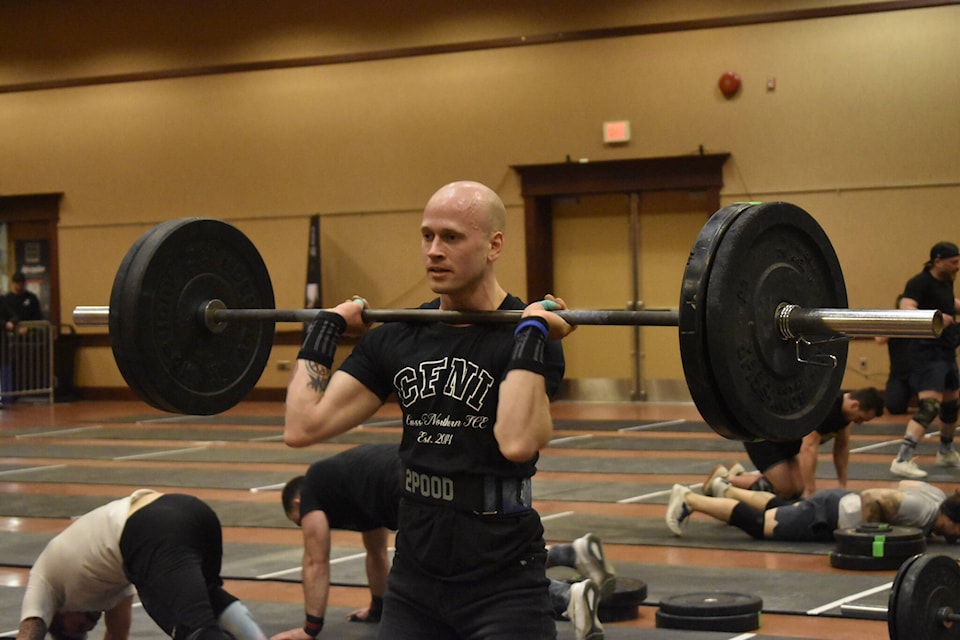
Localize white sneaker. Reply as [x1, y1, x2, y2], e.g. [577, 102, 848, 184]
[706, 476, 731, 498]
[891, 457, 928, 478]
[727, 462, 746, 476]
[665, 484, 692, 536]
[572, 533, 617, 600]
[937, 449, 960, 467]
[702, 464, 729, 496]
[566, 579, 604, 640]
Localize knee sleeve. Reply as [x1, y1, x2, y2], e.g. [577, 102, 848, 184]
[217, 602, 267, 640]
[915, 398, 940, 429]
[729, 502, 765, 539]
[941, 399, 959, 424]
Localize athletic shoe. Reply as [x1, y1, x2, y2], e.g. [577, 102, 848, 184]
[566, 578, 604, 640]
[890, 457, 928, 478]
[665, 484, 692, 536]
[706, 476, 731, 498]
[937, 449, 960, 467]
[572, 533, 617, 600]
[702, 464, 729, 495]
[727, 462, 746, 476]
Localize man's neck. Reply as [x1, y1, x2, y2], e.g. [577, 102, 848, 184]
[439, 283, 507, 312]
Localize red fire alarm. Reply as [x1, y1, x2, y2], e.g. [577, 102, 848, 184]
[718, 71, 741, 98]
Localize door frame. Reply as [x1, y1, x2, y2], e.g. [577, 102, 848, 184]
[0, 193, 63, 325]
[511, 154, 728, 400]
[511, 154, 728, 302]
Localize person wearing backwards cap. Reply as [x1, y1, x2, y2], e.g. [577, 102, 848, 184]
[890, 241, 960, 479]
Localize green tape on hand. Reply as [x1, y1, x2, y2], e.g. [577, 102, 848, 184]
[538, 300, 560, 311]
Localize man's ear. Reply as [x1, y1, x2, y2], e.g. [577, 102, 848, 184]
[487, 230, 503, 261]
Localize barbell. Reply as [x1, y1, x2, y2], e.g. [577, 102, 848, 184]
[73, 201, 943, 439]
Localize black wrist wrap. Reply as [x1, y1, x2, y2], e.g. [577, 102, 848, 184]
[298, 312, 346, 368]
[369, 595, 384, 620]
[505, 316, 548, 376]
[303, 614, 324, 637]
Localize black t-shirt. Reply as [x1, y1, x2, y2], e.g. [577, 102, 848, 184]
[338, 294, 565, 581]
[2, 290, 43, 323]
[340, 294, 565, 478]
[887, 338, 912, 378]
[299, 443, 403, 531]
[814, 393, 849, 443]
[903, 269, 959, 355]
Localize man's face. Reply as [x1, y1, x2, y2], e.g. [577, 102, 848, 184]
[286, 507, 302, 527]
[850, 409, 878, 424]
[935, 518, 960, 543]
[51, 611, 101, 640]
[935, 256, 960, 281]
[285, 496, 302, 527]
[420, 198, 497, 297]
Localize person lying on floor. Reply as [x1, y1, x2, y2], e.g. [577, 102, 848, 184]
[273, 442, 614, 640]
[665, 476, 960, 542]
[17, 490, 267, 640]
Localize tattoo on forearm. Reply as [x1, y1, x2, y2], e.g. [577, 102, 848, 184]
[878, 493, 902, 520]
[19, 617, 46, 640]
[861, 501, 881, 521]
[861, 489, 902, 522]
[305, 361, 331, 394]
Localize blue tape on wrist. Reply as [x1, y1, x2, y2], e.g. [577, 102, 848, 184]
[515, 317, 549, 337]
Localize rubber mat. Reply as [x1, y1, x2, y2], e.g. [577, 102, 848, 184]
[0, 585, 863, 640]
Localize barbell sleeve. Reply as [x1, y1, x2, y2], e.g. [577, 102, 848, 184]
[74, 306, 111, 325]
[776, 305, 942, 338]
[73, 302, 944, 339]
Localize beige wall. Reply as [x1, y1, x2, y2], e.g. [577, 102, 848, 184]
[1, 1, 958, 396]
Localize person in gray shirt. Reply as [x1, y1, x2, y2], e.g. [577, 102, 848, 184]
[666, 478, 960, 543]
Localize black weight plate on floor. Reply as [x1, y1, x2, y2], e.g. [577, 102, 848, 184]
[600, 576, 647, 608]
[598, 577, 646, 622]
[598, 604, 639, 622]
[855, 522, 898, 534]
[835, 525, 926, 557]
[829, 551, 916, 571]
[680, 201, 848, 442]
[109, 218, 275, 415]
[656, 610, 761, 632]
[889, 553, 960, 640]
[835, 537, 927, 559]
[659, 591, 762, 617]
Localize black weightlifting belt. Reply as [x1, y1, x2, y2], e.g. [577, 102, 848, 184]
[402, 465, 532, 515]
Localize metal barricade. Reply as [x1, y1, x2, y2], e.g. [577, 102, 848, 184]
[1, 320, 55, 404]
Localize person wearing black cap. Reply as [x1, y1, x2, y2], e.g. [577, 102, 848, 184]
[890, 241, 960, 478]
[1, 272, 45, 405]
[3, 272, 43, 326]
